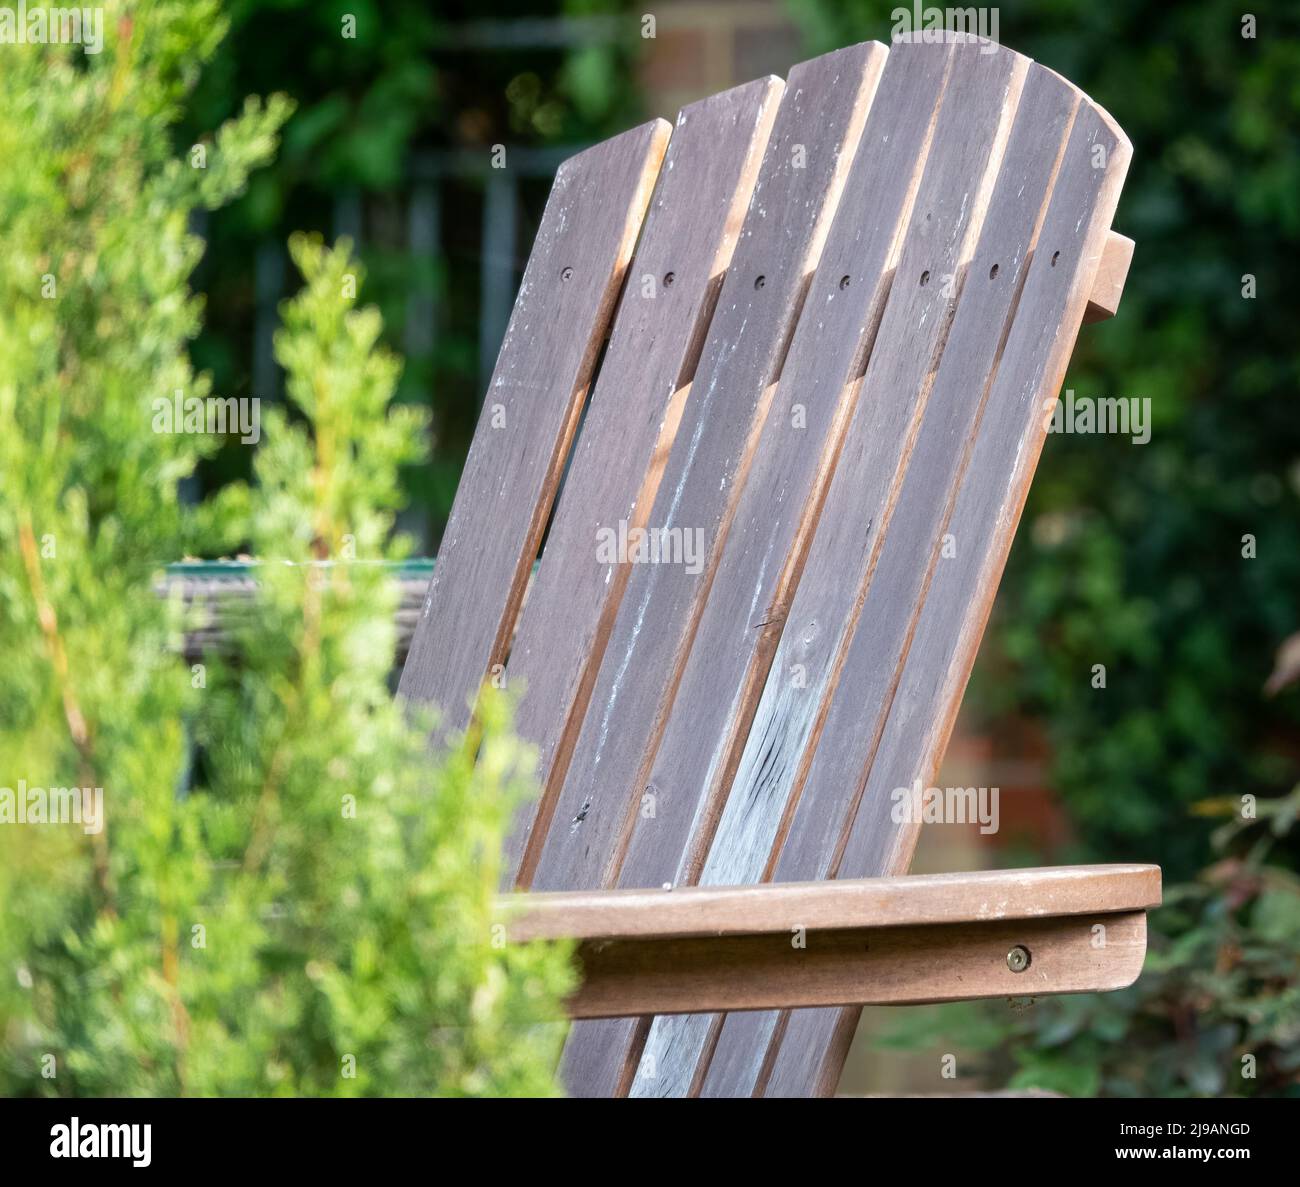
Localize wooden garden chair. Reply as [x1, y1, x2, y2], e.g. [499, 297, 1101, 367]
[399, 34, 1160, 1097]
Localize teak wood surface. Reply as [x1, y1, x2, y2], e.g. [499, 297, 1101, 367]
[559, 913, 1149, 1021]
[504, 865, 1161, 942]
[399, 34, 1141, 1098]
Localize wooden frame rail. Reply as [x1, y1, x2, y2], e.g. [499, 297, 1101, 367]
[1084, 231, 1134, 323]
[499, 865, 1161, 1019]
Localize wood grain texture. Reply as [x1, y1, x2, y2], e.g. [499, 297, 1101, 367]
[403, 39, 1137, 1096]
[619, 39, 958, 904]
[502, 75, 786, 883]
[548, 42, 893, 1097]
[639, 37, 1031, 1100]
[396, 120, 670, 741]
[691, 57, 1077, 1100]
[557, 912, 1148, 1021]
[765, 64, 1078, 892]
[614, 39, 958, 1098]
[595, 34, 961, 1092]
[754, 88, 1133, 1102]
[528, 42, 899, 898]
[705, 42, 1028, 892]
[503, 864, 1160, 941]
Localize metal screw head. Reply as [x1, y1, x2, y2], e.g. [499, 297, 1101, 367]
[560, 266, 573, 282]
[1007, 945, 1031, 973]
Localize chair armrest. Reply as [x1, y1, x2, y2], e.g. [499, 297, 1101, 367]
[497, 864, 1161, 1019]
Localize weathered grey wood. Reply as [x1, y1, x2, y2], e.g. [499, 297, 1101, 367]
[549, 42, 893, 1097]
[397, 121, 670, 740]
[559, 39, 956, 1092]
[502, 75, 786, 883]
[753, 66, 1078, 897]
[636, 36, 1031, 1100]
[400, 38, 1138, 1098]
[527, 46, 894, 889]
[755, 91, 1133, 1102]
[696, 53, 1071, 1092]
[624, 37, 965, 1098]
[706, 45, 1030, 890]
[608, 38, 953, 909]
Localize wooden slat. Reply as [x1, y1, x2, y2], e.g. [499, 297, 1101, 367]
[557, 912, 1148, 1020]
[502, 74, 786, 880]
[397, 121, 670, 739]
[636, 37, 1033, 1100]
[548, 39, 956, 1092]
[702, 45, 1032, 891]
[503, 865, 1160, 941]
[615, 37, 956, 904]
[547, 42, 893, 1097]
[752, 92, 1133, 1102]
[756, 65, 1079, 898]
[524, 43, 897, 897]
[691, 58, 1078, 1099]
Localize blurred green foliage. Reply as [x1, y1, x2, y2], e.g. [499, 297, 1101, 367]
[879, 787, 1300, 1096]
[0, 1, 571, 1096]
[180, 0, 644, 536]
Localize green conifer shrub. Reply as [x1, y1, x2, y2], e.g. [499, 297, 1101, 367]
[0, 1, 572, 1097]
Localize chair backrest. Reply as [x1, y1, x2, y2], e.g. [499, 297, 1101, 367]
[399, 35, 1131, 1097]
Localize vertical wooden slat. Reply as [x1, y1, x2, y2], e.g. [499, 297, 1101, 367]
[697, 58, 1079, 1098]
[503, 74, 787, 884]
[529, 43, 912, 901]
[612, 39, 953, 903]
[758, 94, 1132, 1100]
[711, 44, 1032, 893]
[546, 41, 896, 1097]
[625, 35, 956, 1095]
[397, 121, 670, 740]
